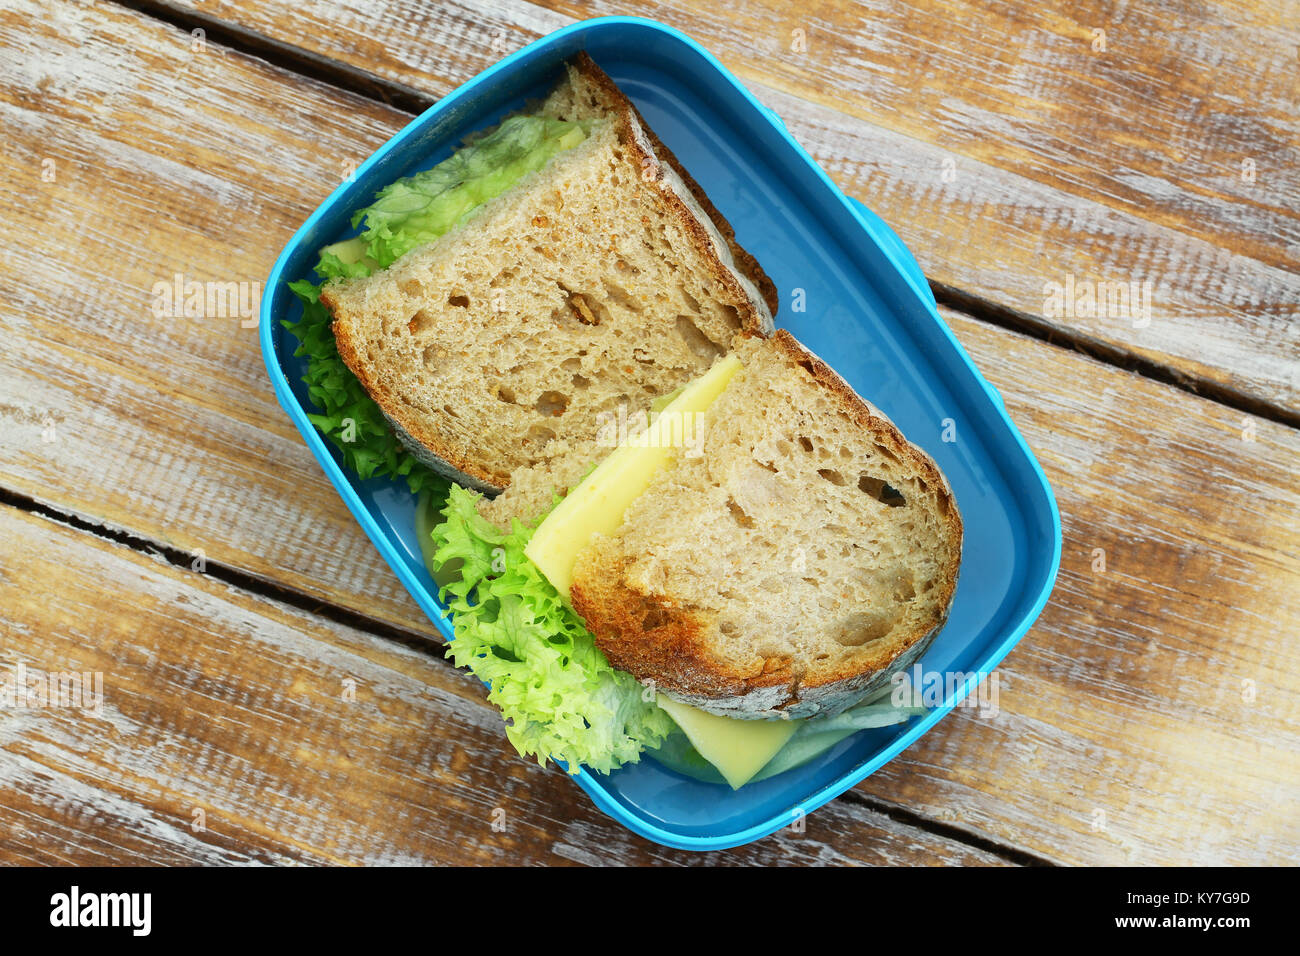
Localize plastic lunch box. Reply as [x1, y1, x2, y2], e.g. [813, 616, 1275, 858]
[260, 16, 1062, 852]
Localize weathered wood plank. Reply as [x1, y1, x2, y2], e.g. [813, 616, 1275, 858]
[853, 307, 1300, 865]
[161, 0, 1300, 410]
[0, 504, 1009, 865]
[0, 0, 432, 634]
[0, 0, 1297, 864]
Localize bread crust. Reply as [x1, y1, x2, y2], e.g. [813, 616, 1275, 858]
[322, 54, 776, 496]
[566, 53, 780, 319]
[570, 330, 963, 719]
[328, 315, 506, 491]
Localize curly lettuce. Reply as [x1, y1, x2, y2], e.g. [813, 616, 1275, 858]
[426, 485, 674, 774]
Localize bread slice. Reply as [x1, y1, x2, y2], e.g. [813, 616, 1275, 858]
[568, 330, 963, 719]
[321, 54, 776, 525]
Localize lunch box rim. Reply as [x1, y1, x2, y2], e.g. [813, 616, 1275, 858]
[259, 14, 1062, 853]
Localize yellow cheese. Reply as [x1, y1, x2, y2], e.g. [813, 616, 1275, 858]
[524, 353, 741, 599]
[656, 695, 801, 789]
[524, 352, 794, 790]
[321, 236, 378, 272]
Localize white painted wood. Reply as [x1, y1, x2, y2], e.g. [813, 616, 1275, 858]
[169, 0, 1300, 408]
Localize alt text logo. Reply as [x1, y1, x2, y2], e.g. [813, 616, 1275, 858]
[1042, 274, 1153, 329]
[151, 272, 260, 327]
[891, 665, 1000, 718]
[0, 662, 103, 716]
[50, 886, 151, 936]
[595, 405, 707, 458]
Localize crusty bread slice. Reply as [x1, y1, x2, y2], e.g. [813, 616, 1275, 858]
[321, 54, 776, 525]
[568, 330, 963, 719]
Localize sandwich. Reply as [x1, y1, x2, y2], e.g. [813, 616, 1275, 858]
[317, 52, 776, 528]
[285, 54, 962, 790]
[542, 330, 961, 720]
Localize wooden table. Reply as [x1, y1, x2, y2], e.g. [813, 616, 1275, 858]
[1, 0, 1296, 866]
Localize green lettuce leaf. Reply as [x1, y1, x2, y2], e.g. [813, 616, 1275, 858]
[646, 691, 928, 786]
[354, 115, 588, 269]
[282, 277, 444, 494]
[281, 113, 589, 495]
[426, 485, 674, 775]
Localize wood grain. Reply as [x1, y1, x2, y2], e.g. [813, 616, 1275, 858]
[0, 0, 1296, 864]
[160, 0, 1300, 411]
[0, 504, 1009, 865]
[0, 0, 431, 634]
[856, 307, 1300, 865]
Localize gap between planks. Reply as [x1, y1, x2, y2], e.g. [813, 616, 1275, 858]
[110, 0, 1300, 431]
[0, 483, 1055, 866]
[17, 0, 1291, 862]
[836, 790, 1055, 866]
[0, 486, 438, 658]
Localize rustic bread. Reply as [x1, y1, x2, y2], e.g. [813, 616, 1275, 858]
[321, 54, 776, 525]
[568, 330, 963, 719]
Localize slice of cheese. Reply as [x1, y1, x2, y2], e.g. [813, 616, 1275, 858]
[523, 352, 796, 790]
[656, 695, 801, 789]
[525, 353, 741, 598]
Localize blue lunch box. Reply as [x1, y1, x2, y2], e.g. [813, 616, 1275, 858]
[259, 16, 1062, 852]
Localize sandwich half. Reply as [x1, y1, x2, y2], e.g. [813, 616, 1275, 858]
[528, 330, 963, 720]
[286, 49, 962, 787]
[320, 54, 776, 527]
